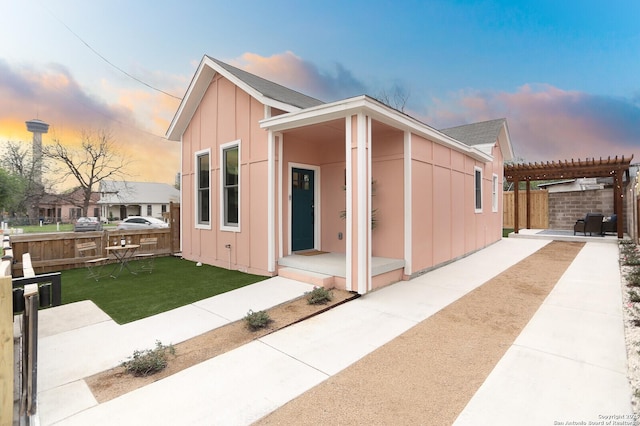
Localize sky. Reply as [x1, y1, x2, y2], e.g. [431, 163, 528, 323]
[0, 0, 639, 190]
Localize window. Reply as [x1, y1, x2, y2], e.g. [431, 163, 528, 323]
[221, 141, 240, 230]
[195, 149, 210, 227]
[474, 167, 482, 212]
[492, 174, 499, 212]
[147, 205, 152, 216]
[161, 204, 167, 214]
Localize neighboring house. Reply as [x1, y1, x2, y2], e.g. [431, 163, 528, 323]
[39, 188, 100, 223]
[537, 177, 607, 193]
[98, 181, 180, 221]
[166, 56, 513, 295]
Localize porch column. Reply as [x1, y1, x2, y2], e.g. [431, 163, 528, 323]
[403, 131, 412, 276]
[345, 113, 372, 294]
[267, 130, 275, 272]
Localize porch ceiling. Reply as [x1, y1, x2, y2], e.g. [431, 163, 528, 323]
[283, 119, 344, 144]
[279, 117, 403, 144]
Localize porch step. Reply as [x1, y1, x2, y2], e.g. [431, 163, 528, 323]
[278, 267, 335, 288]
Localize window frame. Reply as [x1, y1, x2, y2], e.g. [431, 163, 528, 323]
[195, 148, 211, 229]
[474, 166, 483, 213]
[220, 140, 241, 232]
[492, 174, 499, 212]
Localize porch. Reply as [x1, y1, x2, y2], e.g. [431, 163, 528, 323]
[277, 252, 405, 292]
[508, 228, 626, 244]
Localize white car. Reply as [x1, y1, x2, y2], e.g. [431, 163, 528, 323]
[116, 216, 169, 230]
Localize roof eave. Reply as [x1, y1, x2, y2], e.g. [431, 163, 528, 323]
[260, 96, 493, 163]
[166, 56, 303, 141]
[499, 120, 515, 161]
[166, 57, 214, 141]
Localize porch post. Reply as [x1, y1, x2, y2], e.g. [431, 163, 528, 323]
[267, 130, 275, 272]
[345, 113, 372, 294]
[614, 169, 623, 239]
[513, 178, 520, 233]
[403, 131, 412, 276]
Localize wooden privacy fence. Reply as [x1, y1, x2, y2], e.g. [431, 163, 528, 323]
[10, 228, 173, 277]
[503, 190, 549, 229]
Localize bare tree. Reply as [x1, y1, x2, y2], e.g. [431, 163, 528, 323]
[376, 84, 410, 113]
[43, 129, 131, 217]
[2, 141, 31, 177]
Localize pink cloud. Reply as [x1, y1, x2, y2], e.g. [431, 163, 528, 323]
[0, 60, 180, 188]
[230, 51, 367, 102]
[423, 84, 640, 164]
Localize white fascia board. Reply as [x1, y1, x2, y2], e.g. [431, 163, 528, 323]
[499, 121, 515, 161]
[166, 58, 215, 141]
[259, 95, 369, 131]
[166, 56, 301, 141]
[474, 143, 495, 156]
[260, 95, 493, 163]
[202, 57, 302, 114]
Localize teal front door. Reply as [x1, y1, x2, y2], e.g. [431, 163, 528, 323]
[291, 168, 315, 251]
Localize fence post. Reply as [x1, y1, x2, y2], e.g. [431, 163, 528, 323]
[0, 276, 13, 426]
[22, 283, 38, 418]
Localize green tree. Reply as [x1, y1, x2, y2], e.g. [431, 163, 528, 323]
[0, 167, 29, 219]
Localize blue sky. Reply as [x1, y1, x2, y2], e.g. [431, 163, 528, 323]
[1, 0, 639, 185]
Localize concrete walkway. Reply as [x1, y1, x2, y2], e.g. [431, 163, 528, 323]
[34, 237, 632, 425]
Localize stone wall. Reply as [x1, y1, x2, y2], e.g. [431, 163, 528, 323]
[549, 188, 617, 230]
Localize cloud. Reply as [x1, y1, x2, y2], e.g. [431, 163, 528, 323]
[0, 59, 180, 188]
[423, 84, 640, 164]
[230, 51, 367, 102]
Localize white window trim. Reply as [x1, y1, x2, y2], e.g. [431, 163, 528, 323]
[220, 140, 241, 232]
[492, 173, 499, 212]
[194, 148, 211, 230]
[474, 166, 483, 213]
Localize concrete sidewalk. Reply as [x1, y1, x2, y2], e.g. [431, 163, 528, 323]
[35, 238, 632, 425]
[454, 240, 632, 424]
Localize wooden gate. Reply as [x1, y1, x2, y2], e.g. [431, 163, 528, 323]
[503, 190, 549, 229]
[169, 202, 180, 254]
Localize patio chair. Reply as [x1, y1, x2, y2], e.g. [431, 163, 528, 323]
[134, 237, 157, 273]
[573, 213, 604, 236]
[602, 214, 617, 234]
[77, 241, 109, 281]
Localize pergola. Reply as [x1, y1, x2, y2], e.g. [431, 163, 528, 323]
[504, 156, 633, 238]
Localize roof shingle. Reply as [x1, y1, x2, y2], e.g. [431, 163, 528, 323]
[439, 118, 506, 147]
[208, 57, 324, 109]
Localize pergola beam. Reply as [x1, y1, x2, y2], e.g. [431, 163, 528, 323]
[505, 156, 633, 238]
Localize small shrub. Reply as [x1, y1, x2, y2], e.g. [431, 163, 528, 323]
[630, 290, 640, 303]
[121, 340, 176, 377]
[244, 309, 272, 331]
[306, 287, 333, 305]
[623, 250, 640, 266]
[626, 268, 640, 286]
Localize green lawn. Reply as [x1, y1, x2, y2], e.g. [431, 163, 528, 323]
[13, 223, 118, 233]
[61, 256, 268, 324]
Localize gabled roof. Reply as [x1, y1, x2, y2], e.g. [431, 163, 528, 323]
[209, 58, 324, 110]
[166, 56, 323, 141]
[440, 118, 514, 160]
[39, 188, 99, 206]
[98, 181, 179, 205]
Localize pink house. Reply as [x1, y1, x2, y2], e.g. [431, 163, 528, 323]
[167, 56, 513, 295]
